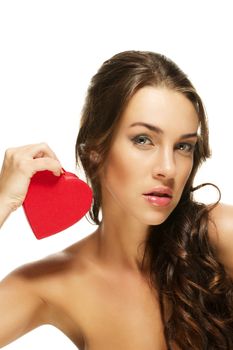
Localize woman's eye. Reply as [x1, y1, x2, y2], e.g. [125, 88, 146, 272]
[131, 135, 153, 146]
[177, 143, 195, 153]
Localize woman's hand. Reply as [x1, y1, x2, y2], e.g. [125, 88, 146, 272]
[0, 143, 63, 213]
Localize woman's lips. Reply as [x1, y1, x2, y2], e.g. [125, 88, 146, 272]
[142, 194, 172, 206]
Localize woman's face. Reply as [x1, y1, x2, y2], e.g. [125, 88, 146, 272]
[100, 86, 199, 226]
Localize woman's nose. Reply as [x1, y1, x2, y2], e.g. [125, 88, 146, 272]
[152, 147, 176, 179]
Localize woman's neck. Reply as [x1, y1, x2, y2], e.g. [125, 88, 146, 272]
[94, 218, 150, 274]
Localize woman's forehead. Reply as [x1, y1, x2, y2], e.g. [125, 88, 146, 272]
[118, 86, 199, 132]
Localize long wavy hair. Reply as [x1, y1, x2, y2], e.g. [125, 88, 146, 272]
[75, 50, 233, 349]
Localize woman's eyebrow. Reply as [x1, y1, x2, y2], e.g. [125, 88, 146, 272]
[129, 122, 198, 139]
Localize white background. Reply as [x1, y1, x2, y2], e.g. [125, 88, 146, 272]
[0, 0, 232, 349]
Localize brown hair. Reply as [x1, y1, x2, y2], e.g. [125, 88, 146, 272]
[75, 50, 233, 349]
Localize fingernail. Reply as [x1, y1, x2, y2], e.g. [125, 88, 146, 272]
[53, 171, 60, 177]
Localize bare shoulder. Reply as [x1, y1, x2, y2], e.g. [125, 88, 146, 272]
[0, 232, 96, 348]
[207, 202, 233, 278]
[207, 202, 233, 244]
[6, 230, 98, 296]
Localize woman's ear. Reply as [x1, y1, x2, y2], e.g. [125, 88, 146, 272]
[90, 150, 100, 163]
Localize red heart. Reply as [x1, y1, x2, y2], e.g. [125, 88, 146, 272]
[22, 169, 93, 239]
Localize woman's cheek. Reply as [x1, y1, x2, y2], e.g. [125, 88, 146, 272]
[103, 153, 129, 187]
[178, 161, 193, 189]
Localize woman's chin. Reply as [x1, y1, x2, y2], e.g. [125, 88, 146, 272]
[144, 204, 178, 226]
[142, 214, 170, 226]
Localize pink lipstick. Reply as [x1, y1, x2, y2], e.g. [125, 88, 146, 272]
[143, 186, 173, 207]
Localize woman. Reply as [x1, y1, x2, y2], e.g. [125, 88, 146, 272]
[0, 50, 232, 349]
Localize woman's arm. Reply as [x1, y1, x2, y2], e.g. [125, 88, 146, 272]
[0, 143, 64, 346]
[208, 202, 233, 279]
[0, 267, 49, 347]
[0, 195, 13, 228]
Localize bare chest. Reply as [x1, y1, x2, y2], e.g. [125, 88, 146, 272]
[58, 273, 168, 350]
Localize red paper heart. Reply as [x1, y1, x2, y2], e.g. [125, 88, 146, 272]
[22, 169, 93, 239]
